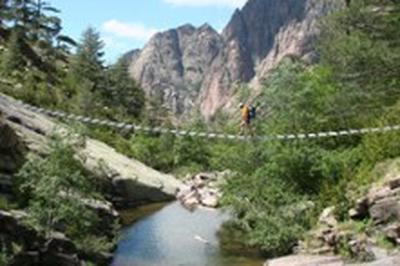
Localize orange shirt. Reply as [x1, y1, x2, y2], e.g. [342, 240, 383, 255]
[241, 106, 249, 120]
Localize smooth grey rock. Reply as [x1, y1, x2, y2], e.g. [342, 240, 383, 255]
[383, 223, 400, 243]
[201, 193, 219, 208]
[178, 171, 226, 209]
[368, 186, 392, 203]
[265, 254, 400, 266]
[265, 255, 344, 266]
[347, 254, 400, 266]
[0, 94, 182, 206]
[370, 197, 400, 224]
[319, 207, 338, 227]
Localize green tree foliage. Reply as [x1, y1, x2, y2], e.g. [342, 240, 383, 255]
[1, 0, 399, 260]
[1, 1, 146, 124]
[144, 93, 175, 126]
[173, 135, 211, 174]
[70, 27, 105, 93]
[0, 0, 11, 30]
[14, 136, 101, 240]
[319, 0, 400, 114]
[0, 246, 10, 266]
[217, 0, 400, 257]
[222, 173, 312, 256]
[60, 32, 146, 120]
[0, 0, 78, 112]
[0, 0, 72, 80]
[1, 29, 25, 76]
[62, 27, 118, 117]
[105, 57, 145, 118]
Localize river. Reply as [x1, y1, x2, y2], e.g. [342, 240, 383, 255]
[112, 201, 265, 266]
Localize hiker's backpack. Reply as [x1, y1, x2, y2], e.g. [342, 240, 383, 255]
[249, 106, 256, 120]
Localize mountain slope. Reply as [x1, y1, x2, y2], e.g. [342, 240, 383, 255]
[126, 0, 343, 120]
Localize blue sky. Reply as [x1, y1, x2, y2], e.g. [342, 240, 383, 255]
[51, 0, 247, 63]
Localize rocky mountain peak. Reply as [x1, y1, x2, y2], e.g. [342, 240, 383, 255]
[198, 23, 215, 32]
[127, 0, 342, 121]
[176, 23, 196, 35]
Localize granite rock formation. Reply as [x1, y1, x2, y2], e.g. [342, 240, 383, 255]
[127, 0, 343, 120]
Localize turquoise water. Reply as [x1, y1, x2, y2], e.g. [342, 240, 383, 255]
[112, 202, 264, 266]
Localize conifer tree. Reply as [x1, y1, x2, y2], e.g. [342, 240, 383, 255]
[0, 0, 11, 30]
[71, 27, 105, 93]
[106, 57, 145, 118]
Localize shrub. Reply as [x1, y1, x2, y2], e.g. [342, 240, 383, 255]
[14, 135, 101, 240]
[221, 168, 314, 256]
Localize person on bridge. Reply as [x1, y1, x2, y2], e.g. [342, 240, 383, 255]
[239, 102, 255, 135]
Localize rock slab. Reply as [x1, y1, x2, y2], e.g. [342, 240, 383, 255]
[0, 93, 182, 207]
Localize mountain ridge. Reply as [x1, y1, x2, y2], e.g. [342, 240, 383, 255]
[126, 0, 343, 120]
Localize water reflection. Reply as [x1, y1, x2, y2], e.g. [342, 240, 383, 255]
[112, 202, 264, 266]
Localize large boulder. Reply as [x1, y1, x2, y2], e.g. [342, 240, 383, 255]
[349, 174, 400, 226]
[369, 197, 400, 224]
[0, 94, 182, 207]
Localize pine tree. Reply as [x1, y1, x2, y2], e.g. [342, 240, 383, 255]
[0, 0, 11, 29]
[106, 57, 145, 118]
[1, 1, 73, 78]
[9, 0, 35, 29]
[319, 0, 400, 113]
[71, 27, 105, 93]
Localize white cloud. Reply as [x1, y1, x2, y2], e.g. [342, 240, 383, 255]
[163, 0, 247, 8]
[102, 36, 129, 50]
[102, 20, 159, 41]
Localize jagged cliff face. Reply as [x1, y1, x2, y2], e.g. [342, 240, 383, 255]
[128, 24, 223, 115]
[127, 0, 342, 120]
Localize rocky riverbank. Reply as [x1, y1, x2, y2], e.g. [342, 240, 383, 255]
[0, 210, 114, 266]
[0, 93, 183, 264]
[265, 170, 400, 266]
[176, 171, 232, 209]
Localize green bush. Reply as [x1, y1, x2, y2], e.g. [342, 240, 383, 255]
[14, 135, 102, 240]
[75, 235, 115, 254]
[0, 196, 13, 211]
[0, 250, 9, 266]
[221, 170, 313, 256]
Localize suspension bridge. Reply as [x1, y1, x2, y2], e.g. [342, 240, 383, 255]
[1, 93, 400, 142]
